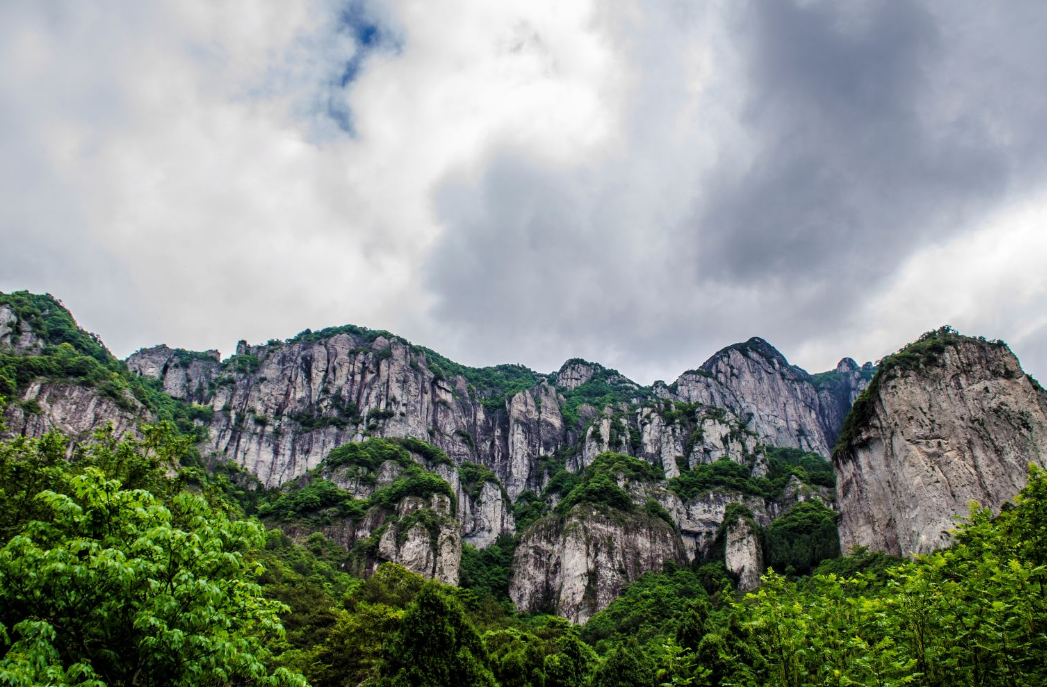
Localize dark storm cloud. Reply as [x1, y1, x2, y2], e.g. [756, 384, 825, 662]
[696, 0, 1009, 285]
[422, 0, 1047, 380]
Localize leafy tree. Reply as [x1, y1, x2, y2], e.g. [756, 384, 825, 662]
[485, 628, 547, 687]
[374, 582, 496, 686]
[763, 500, 841, 575]
[674, 598, 711, 652]
[544, 626, 598, 687]
[460, 534, 516, 602]
[591, 637, 654, 687]
[0, 467, 305, 686]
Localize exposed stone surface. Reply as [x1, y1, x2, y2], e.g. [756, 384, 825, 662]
[126, 345, 221, 403]
[637, 409, 688, 478]
[2, 292, 901, 617]
[3, 382, 146, 444]
[661, 339, 870, 458]
[457, 479, 515, 548]
[659, 491, 770, 560]
[375, 494, 461, 585]
[509, 506, 686, 623]
[0, 305, 42, 354]
[725, 516, 764, 592]
[835, 336, 1047, 556]
[555, 360, 598, 391]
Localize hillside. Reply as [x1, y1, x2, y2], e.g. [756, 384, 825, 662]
[4, 290, 1047, 685]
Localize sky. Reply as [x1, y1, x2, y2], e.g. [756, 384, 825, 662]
[3, 0, 1047, 385]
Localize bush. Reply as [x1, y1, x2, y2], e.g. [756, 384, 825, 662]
[763, 500, 841, 576]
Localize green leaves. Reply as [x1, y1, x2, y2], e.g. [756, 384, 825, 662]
[374, 582, 497, 687]
[729, 466, 1047, 687]
[0, 461, 305, 686]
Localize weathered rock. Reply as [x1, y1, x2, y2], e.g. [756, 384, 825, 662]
[457, 479, 515, 548]
[556, 360, 598, 390]
[658, 491, 769, 560]
[660, 339, 871, 458]
[689, 413, 759, 467]
[575, 415, 632, 472]
[724, 516, 764, 592]
[0, 305, 42, 354]
[126, 345, 221, 403]
[637, 408, 688, 478]
[3, 382, 146, 444]
[835, 334, 1047, 556]
[506, 383, 564, 498]
[509, 506, 686, 623]
[375, 494, 461, 585]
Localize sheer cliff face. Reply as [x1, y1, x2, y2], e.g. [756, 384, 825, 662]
[834, 335, 1047, 557]
[127, 336, 535, 492]
[124, 336, 868, 493]
[510, 506, 686, 624]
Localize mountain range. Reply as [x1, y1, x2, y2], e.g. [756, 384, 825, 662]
[3, 290, 1046, 623]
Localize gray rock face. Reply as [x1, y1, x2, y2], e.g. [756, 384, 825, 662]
[637, 409, 687, 478]
[660, 340, 871, 458]
[556, 360, 598, 390]
[0, 305, 42, 354]
[725, 516, 764, 592]
[659, 491, 770, 561]
[509, 506, 686, 623]
[835, 336, 1047, 556]
[3, 382, 146, 444]
[457, 480, 515, 548]
[126, 345, 221, 403]
[3, 293, 895, 617]
[376, 494, 461, 585]
[120, 332, 872, 498]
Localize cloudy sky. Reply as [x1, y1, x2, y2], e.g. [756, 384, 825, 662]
[3, 0, 1047, 384]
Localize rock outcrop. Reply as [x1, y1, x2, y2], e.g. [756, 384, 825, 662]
[2, 290, 888, 616]
[509, 506, 686, 623]
[834, 331, 1047, 556]
[123, 334, 869, 496]
[3, 382, 147, 445]
[724, 515, 764, 592]
[0, 304, 43, 355]
[375, 494, 461, 585]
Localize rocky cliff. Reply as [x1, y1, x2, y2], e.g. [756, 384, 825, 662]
[121, 335, 870, 497]
[0, 290, 868, 617]
[510, 505, 685, 623]
[834, 329, 1047, 556]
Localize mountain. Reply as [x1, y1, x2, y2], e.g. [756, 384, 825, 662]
[834, 327, 1047, 555]
[7, 290, 1046, 623]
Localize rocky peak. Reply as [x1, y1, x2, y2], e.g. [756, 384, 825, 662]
[701, 337, 796, 376]
[835, 357, 859, 374]
[555, 359, 598, 390]
[834, 329, 1047, 556]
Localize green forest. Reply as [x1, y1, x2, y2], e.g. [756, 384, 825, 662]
[0, 420, 1045, 686]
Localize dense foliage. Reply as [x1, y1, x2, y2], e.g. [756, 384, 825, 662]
[0, 428, 306, 686]
[555, 452, 661, 517]
[260, 438, 458, 526]
[670, 447, 835, 501]
[555, 362, 651, 428]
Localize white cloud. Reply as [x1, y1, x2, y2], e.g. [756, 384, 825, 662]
[794, 192, 1047, 378]
[2, 0, 1046, 386]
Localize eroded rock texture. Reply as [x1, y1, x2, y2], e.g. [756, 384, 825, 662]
[509, 506, 686, 623]
[834, 334, 1047, 556]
